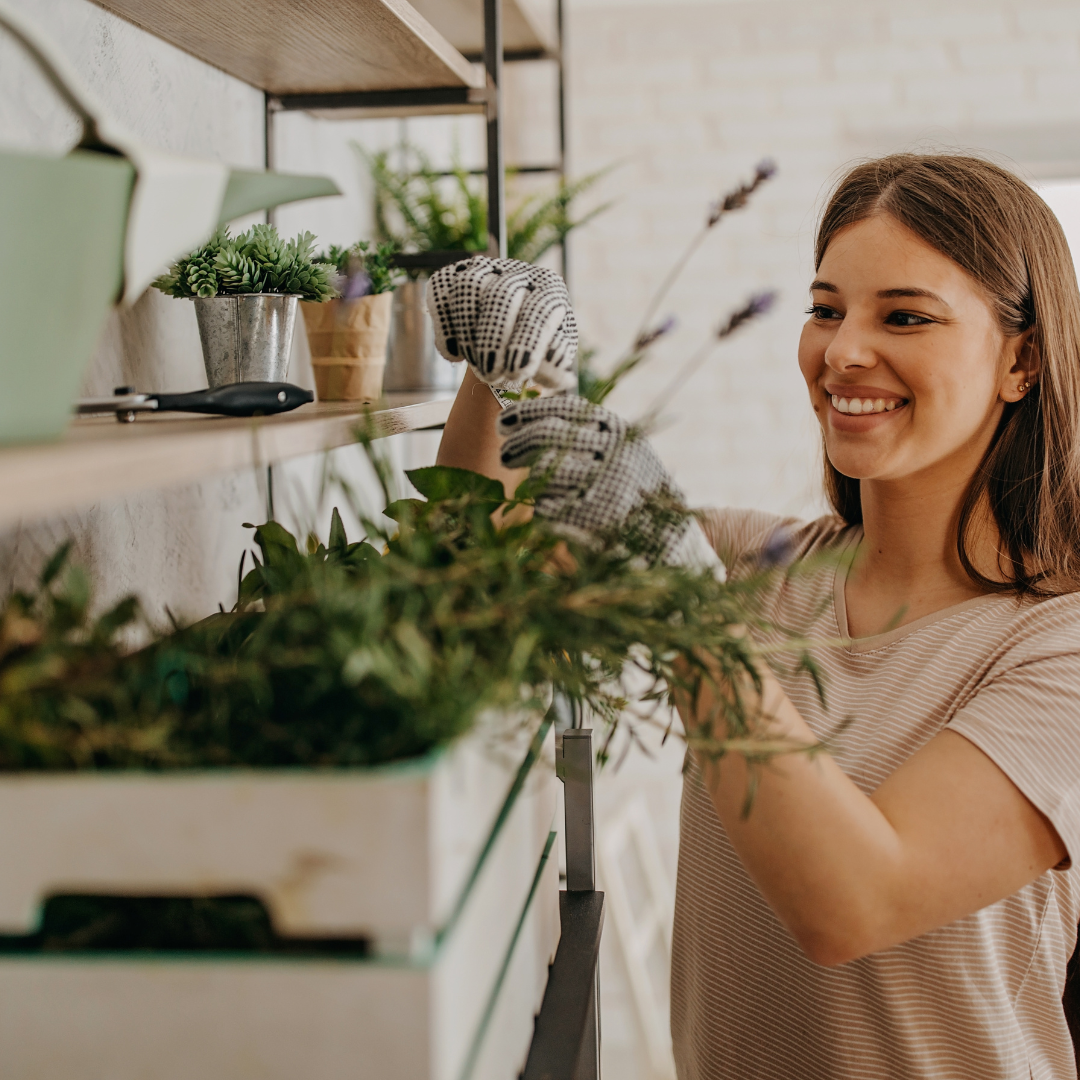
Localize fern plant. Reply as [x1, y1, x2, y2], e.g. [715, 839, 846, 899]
[153, 225, 338, 303]
[360, 143, 613, 263]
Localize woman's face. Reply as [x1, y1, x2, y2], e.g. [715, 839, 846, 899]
[798, 213, 1030, 488]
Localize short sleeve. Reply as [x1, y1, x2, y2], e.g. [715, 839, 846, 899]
[697, 508, 787, 567]
[948, 650, 1080, 864]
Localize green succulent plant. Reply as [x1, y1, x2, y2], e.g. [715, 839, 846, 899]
[152, 225, 338, 303]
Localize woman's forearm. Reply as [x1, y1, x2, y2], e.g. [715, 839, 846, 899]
[681, 662, 1064, 965]
[436, 367, 528, 496]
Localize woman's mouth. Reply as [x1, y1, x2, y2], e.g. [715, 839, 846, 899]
[830, 394, 908, 415]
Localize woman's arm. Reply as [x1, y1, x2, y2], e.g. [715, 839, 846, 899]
[436, 368, 529, 495]
[681, 662, 1067, 966]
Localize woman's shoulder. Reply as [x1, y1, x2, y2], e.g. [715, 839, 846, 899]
[697, 507, 855, 569]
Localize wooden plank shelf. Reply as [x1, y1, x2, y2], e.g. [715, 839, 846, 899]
[409, 0, 554, 58]
[91, 0, 483, 96]
[0, 394, 454, 530]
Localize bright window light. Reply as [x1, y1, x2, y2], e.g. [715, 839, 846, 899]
[1037, 180, 1080, 282]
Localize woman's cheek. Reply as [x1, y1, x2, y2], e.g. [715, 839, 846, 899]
[797, 322, 823, 389]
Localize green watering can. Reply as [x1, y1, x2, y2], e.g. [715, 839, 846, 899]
[0, 2, 341, 444]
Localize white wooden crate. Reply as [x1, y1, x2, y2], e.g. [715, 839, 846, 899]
[0, 718, 551, 949]
[0, 721, 559, 1080]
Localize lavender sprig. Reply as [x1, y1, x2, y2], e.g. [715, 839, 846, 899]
[639, 290, 778, 425]
[632, 159, 777, 347]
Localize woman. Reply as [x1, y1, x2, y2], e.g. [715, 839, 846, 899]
[433, 154, 1080, 1079]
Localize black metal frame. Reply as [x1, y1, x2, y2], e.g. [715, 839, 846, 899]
[263, 0, 569, 277]
[521, 715, 603, 1079]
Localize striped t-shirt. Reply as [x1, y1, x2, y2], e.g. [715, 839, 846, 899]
[670, 508, 1080, 1080]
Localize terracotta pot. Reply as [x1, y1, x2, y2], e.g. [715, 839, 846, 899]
[301, 292, 393, 402]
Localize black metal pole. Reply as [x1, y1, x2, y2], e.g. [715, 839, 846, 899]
[484, 0, 506, 257]
[557, 0, 568, 284]
[264, 93, 279, 227]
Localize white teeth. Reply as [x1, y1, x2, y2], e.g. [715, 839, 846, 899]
[831, 394, 906, 414]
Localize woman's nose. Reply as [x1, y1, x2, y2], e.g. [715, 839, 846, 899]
[824, 316, 878, 373]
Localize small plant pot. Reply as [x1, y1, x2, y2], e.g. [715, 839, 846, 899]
[384, 277, 463, 393]
[194, 294, 299, 388]
[301, 293, 392, 403]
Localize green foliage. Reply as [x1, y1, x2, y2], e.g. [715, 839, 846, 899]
[314, 240, 402, 296]
[152, 225, 338, 302]
[0, 456, 817, 773]
[360, 143, 614, 263]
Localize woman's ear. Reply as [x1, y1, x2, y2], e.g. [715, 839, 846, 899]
[1001, 329, 1040, 403]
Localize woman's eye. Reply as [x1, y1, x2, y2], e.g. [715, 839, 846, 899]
[885, 310, 933, 327]
[805, 304, 841, 320]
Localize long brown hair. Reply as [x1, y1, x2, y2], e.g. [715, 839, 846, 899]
[816, 153, 1080, 596]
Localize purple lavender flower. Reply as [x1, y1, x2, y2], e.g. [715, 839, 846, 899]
[758, 524, 794, 569]
[708, 161, 779, 227]
[633, 315, 677, 352]
[716, 290, 779, 339]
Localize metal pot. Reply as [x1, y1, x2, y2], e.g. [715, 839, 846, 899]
[383, 277, 463, 393]
[194, 294, 299, 387]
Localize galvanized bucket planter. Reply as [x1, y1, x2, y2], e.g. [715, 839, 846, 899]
[194, 294, 299, 387]
[384, 278, 463, 393]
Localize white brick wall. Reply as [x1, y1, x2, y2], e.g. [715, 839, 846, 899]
[564, 0, 1080, 516]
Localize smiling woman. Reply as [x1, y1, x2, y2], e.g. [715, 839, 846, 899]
[670, 155, 1080, 1080]
[432, 153, 1080, 1080]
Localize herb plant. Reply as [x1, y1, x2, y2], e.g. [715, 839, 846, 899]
[152, 225, 337, 302]
[314, 240, 402, 296]
[361, 144, 613, 264]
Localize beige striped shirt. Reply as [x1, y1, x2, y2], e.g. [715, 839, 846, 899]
[671, 509, 1080, 1080]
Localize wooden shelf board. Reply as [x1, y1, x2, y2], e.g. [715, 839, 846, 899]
[0, 394, 454, 530]
[409, 0, 555, 57]
[92, 0, 483, 95]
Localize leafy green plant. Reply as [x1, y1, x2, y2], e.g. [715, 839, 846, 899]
[152, 225, 337, 302]
[361, 144, 614, 264]
[314, 240, 402, 296]
[0, 457, 817, 772]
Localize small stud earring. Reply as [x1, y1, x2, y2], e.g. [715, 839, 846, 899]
[1018, 382, 1029, 393]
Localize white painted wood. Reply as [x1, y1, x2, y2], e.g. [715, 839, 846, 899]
[0, 392, 453, 531]
[0, 719, 549, 947]
[0, 726, 559, 1080]
[0, 845, 558, 1080]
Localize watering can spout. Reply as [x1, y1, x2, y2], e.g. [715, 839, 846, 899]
[0, 0, 341, 304]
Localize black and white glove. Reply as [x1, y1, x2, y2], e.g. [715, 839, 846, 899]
[497, 396, 722, 573]
[426, 257, 578, 391]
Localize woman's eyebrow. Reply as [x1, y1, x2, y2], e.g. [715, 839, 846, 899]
[809, 280, 838, 293]
[878, 287, 949, 305]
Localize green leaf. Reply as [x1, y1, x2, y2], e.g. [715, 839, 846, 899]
[39, 542, 72, 588]
[328, 507, 348, 552]
[250, 521, 301, 569]
[405, 466, 505, 505]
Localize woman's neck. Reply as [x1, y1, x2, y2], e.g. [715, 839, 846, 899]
[845, 471, 996, 638]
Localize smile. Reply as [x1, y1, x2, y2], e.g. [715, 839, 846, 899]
[830, 395, 908, 415]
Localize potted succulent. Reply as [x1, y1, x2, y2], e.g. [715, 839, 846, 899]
[302, 240, 403, 402]
[360, 143, 614, 392]
[153, 225, 337, 388]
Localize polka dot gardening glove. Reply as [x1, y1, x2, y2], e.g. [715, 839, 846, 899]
[497, 395, 723, 574]
[426, 257, 578, 391]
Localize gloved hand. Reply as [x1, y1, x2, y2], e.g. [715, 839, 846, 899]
[426, 257, 578, 391]
[497, 395, 722, 573]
